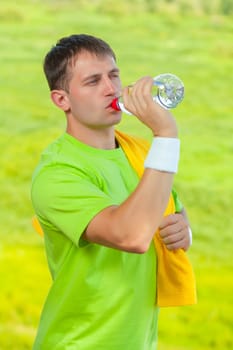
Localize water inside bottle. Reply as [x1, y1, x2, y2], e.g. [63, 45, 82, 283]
[153, 73, 184, 109]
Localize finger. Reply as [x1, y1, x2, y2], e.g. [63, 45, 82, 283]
[165, 238, 186, 251]
[161, 230, 185, 245]
[130, 76, 154, 111]
[159, 214, 180, 230]
[159, 219, 187, 238]
[166, 237, 190, 251]
[122, 86, 135, 112]
[163, 231, 191, 251]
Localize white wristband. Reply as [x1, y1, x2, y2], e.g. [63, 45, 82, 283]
[144, 137, 180, 173]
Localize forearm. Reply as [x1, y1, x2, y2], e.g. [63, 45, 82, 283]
[107, 168, 175, 252]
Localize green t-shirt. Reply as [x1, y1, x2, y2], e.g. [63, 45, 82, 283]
[31, 132, 181, 350]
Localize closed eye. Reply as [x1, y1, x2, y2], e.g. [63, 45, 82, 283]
[109, 69, 120, 80]
[86, 78, 100, 85]
[83, 74, 101, 86]
[111, 72, 119, 77]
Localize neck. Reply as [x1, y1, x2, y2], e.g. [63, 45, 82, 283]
[66, 124, 117, 150]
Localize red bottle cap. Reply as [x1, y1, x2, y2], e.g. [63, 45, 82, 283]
[110, 98, 121, 111]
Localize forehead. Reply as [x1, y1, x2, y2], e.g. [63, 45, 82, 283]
[72, 51, 118, 77]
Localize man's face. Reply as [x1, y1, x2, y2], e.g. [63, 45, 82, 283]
[65, 50, 122, 129]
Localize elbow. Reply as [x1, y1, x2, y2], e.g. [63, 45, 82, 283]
[130, 242, 150, 254]
[124, 223, 156, 254]
[116, 232, 152, 254]
[110, 212, 156, 254]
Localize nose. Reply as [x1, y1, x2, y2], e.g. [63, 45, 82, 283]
[103, 77, 117, 96]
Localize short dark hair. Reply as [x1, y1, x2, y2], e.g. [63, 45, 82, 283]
[43, 34, 116, 91]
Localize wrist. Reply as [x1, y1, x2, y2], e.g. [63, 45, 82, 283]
[144, 137, 180, 173]
[155, 129, 178, 138]
[152, 125, 178, 138]
[150, 108, 178, 138]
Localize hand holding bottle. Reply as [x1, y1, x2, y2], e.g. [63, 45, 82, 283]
[111, 73, 184, 112]
[120, 76, 178, 138]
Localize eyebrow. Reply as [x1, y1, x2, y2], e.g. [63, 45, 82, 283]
[82, 68, 120, 83]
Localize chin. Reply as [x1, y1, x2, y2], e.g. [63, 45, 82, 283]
[111, 112, 122, 125]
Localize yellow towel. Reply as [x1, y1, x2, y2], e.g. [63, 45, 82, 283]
[115, 130, 197, 307]
[32, 129, 197, 307]
[32, 216, 44, 237]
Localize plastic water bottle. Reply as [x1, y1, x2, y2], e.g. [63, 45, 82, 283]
[111, 73, 184, 115]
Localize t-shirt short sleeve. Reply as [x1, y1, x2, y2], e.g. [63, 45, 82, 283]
[31, 164, 115, 246]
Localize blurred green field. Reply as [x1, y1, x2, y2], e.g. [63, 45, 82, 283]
[0, 0, 233, 349]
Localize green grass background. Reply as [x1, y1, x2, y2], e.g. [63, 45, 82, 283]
[0, 0, 232, 349]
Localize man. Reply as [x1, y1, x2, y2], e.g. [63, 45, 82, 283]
[31, 34, 192, 349]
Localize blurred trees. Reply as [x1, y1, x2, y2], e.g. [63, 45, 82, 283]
[146, 0, 233, 15]
[81, 0, 233, 15]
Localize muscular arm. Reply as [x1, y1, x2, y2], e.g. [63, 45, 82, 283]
[84, 168, 175, 253]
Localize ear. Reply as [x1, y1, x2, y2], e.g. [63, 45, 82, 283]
[50, 90, 70, 112]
